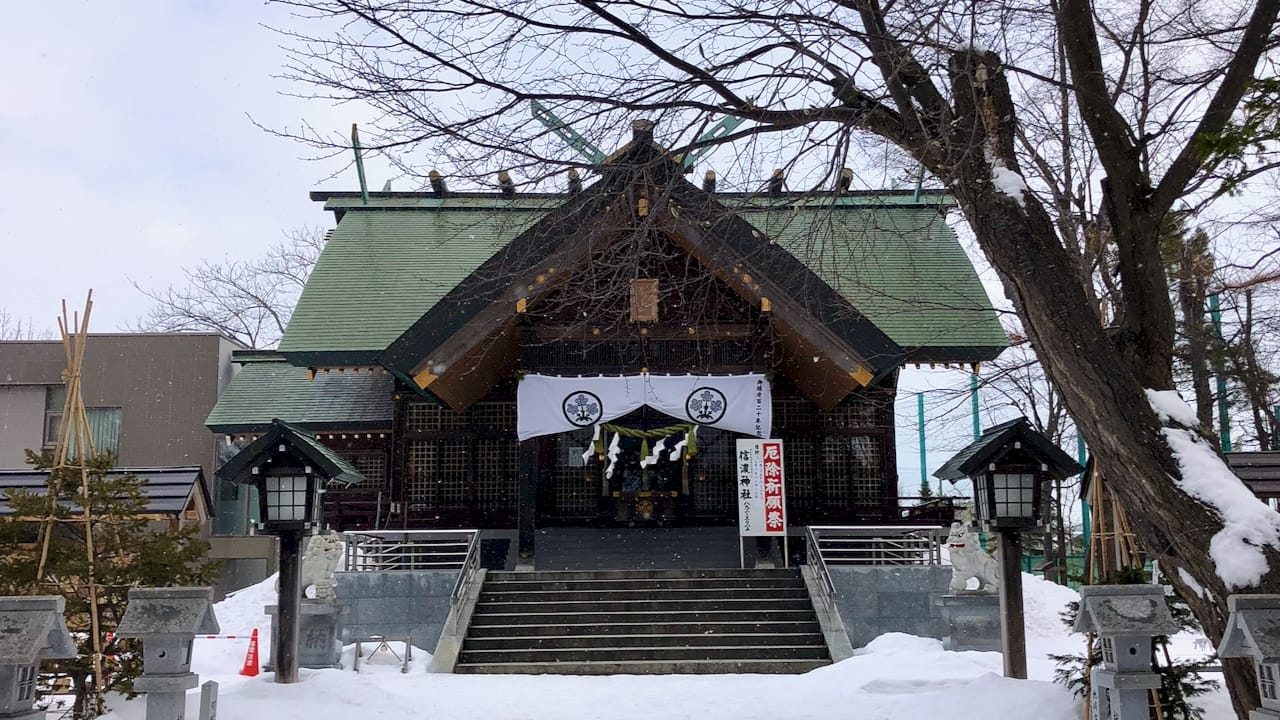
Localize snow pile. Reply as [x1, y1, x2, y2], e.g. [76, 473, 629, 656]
[1146, 389, 1280, 589]
[986, 148, 1030, 208]
[97, 570, 1083, 720]
[102, 630, 1076, 720]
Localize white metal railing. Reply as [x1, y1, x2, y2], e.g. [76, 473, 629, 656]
[341, 529, 477, 572]
[805, 526, 836, 609]
[808, 525, 947, 567]
[446, 533, 483, 636]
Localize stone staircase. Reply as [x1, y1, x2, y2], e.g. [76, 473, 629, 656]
[453, 568, 831, 674]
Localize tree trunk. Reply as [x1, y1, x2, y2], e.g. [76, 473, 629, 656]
[944, 50, 1272, 720]
[1176, 252, 1214, 429]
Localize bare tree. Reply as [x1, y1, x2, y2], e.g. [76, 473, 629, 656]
[130, 227, 327, 348]
[274, 1, 1280, 713]
[0, 309, 54, 341]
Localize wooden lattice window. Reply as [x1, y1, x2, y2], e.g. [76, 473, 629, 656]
[783, 438, 817, 516]
[437, 440, 469, 509]
[342, 451, 387, 492]
[849, 435, 883, 509]
[405, 441, 436, 503]
[554, 429, 597, 515]
[406, 402, 467, 432]
[692, 428, 734, 516]
[475, 439, 518, 512]
[471, 402, 517, 433]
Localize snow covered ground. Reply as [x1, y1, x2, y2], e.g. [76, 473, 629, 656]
[95, 572, 1235, 720]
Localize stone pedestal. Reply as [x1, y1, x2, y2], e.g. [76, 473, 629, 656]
[941, 593, 1002, 652]
[134, 672, 199, 720]
[265, 600, 343, 670]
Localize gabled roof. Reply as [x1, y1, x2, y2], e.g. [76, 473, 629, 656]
[1073, 584, 1180, 636]
[205, 353, 394, 433]
[933, 417, 1083, 481]
[0, 596, 77, 664]
[281, 186, 1005, 368]
[215, 419, 366, 487]
[0, 466, 212, 518]
[376, 136, 911, 409]
[1219, 594, 1280, 662]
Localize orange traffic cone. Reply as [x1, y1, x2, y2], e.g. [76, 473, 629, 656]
[240, 628, 260, 677]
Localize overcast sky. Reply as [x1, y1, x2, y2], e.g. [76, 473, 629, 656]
[0, 2, 1029, 498]
[0, 2, 394, 334]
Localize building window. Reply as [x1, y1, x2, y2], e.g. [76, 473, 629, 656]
[16, 664, 36, 702]
[1262, 663, 1277, 701]
[41, 387, 122, 456]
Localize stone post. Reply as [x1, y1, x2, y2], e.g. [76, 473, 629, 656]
[0, 596, 76, 720]
[1218, 594, 1280, 720]
[1073, 584, 1180, 720]
[116, 587, 220, 720]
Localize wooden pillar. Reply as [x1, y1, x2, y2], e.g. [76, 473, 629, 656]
[998, 530, 1028, 679]
[518, 437, 539, 566]
[275, 529, 303, 684]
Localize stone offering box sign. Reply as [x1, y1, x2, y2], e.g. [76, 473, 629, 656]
[735, 439, 786, 537]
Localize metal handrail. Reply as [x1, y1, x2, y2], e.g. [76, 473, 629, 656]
[808, 525, 947, 567]
[805, 526, 836, 608]
[342, 529, 476, 572]
[446, 532, 482, 636]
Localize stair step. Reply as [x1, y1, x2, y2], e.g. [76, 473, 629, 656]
[481, 577, 805, 591]
[486, 568, 799, 582]
[467, 620, 822, 637]
[473, 598, 813, 614]
[468, 609, 820, 626]
[478, 587, 810, 603]
[457, 645, 830, 664]
[465, 632, 826, 651]
[453, 658, 830, 675]
[456, 567, 830, 675]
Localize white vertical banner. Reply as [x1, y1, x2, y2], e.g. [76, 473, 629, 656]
[735, 439, 786, 537]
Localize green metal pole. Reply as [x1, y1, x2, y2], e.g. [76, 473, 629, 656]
[918, 393, 928, 495]
[351, 124, 369, 206]
[970, 371, 981, 440]
[1209, 293, 1231, 451]
[1078, 434, 1090, 554]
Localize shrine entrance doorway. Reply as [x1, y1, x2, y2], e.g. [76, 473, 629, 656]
[534, 408, 741, 528]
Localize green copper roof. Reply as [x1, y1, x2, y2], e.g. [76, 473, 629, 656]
[739, 198, 1008, 357]
[204, 358, 393, 433]
[279, 191, 1006, 365]
[277, 199, 552, 363]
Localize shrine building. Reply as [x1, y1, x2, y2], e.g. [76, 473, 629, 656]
[206, 121, 1007, 568]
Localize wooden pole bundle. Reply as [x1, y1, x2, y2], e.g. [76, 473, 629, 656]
[35, 291, 106, 717]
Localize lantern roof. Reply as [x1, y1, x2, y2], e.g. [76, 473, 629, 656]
[933, 416, 1083, 482]
[116, 587, 220, 638]
[1072, 584, 1180, 637]
[0, 596, 76, 665]
[215, 418, 367, 487]
[1218, 594, 1280, 663]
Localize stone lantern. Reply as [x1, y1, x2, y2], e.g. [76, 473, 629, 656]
[216, 419, 364, 683]
[1073, 584, 1180, 720]
[1218, 594, 1280, 719]
[116, 587, 219, 720]
[935, 416, 1083, 679]
[0, 596, 76, 720]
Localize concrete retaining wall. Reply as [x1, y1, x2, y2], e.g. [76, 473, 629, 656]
[334, 570, 458, 648]
[828, 565, 953, 648]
